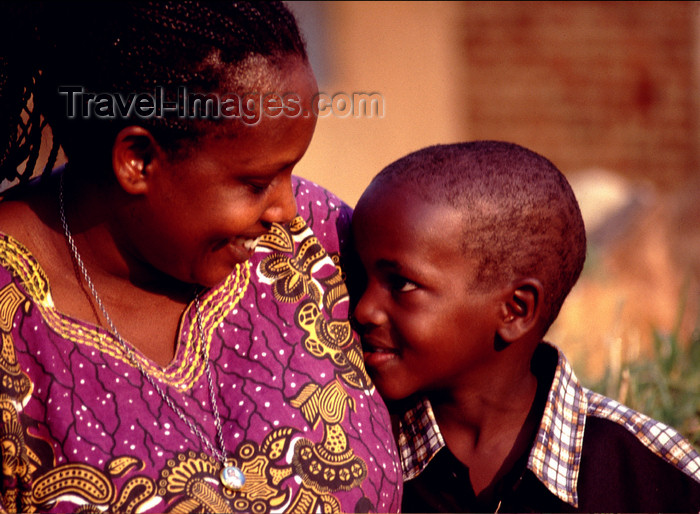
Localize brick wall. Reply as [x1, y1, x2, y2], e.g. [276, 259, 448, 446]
[460, 1, 698, 191]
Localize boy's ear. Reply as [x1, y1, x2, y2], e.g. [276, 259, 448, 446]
[497, 278, 543, 343]
[111, 125, 163, 195]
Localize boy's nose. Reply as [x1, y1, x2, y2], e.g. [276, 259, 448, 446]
[261, 175, 297, 225]
[352, 284, 386, 328]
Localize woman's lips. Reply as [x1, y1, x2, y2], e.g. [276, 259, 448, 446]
[218, 235, 263, 261]
[234, 235, 262, 252]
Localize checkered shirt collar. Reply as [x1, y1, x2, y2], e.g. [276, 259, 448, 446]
[398, 395, 445, 482]
[527, 343, 586, 507]
[397, 343, 586, 507]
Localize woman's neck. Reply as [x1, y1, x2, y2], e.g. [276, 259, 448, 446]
[0, 169, 194, 367]
[61, 170, 192, 297]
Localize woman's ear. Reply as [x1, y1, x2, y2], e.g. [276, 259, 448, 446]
[497, 278, 543, 343]
[111, 126, 162, 195]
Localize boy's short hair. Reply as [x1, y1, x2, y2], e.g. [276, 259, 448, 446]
[369, 140, 586, 331]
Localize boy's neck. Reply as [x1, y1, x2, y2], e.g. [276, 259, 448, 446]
[428, 362, 541, 498]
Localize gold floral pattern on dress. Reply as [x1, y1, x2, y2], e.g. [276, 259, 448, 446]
[296, 301, 371, 390]
[107, 457, 142, 478]
[0, 281, 42, 512]
[320, 263, 349, 314]
[158, 430, 298, 514]
[223, 440, 292, 513]
[0, 396, 38, 491]
[31, 464, 115, 507]
[113, 475, 156, 514]
[0, 236, 51, 305]
[0, 284, 32, 402]
[158, 451, 231, 513]
[290, 381, 368, 493]
[259, 237, 326, 305]
[29, 456, 169, 513]
[258, 217, 309, 254]
[259, 220, 350, 315]
[259, 222, 294, 253]
[285, 485, 342, 514]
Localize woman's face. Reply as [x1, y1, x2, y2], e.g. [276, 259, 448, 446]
[124, 61, 318, 288]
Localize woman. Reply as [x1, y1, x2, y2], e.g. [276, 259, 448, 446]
[0, 2, 401, 512]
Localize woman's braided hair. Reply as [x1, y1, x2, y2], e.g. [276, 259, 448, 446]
[0, 0, 307, 187]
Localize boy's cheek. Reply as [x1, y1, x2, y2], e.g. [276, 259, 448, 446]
[343, 247, 368, 312]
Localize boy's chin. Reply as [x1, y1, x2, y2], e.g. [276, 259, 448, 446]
[381, 394, 423, 416]
[368, 373, 413, 404]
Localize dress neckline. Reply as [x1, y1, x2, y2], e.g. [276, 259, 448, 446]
[0, 232, 251, 389]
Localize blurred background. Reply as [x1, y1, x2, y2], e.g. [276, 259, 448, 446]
[286, 1, 700, 443]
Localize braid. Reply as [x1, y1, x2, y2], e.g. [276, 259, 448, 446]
[0, 0, 308, 187]
[0, 2, 60, 187]
[0, 69, 44, 185]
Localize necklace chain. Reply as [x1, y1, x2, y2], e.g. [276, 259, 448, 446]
[58, 175, 229, 465]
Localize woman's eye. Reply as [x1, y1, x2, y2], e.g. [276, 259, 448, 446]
[248, 181, 272, 194]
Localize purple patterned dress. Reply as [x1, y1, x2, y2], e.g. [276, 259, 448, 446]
[0, 177, 402, 513]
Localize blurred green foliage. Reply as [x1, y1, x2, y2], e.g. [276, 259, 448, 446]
[587, 291, 700, 449]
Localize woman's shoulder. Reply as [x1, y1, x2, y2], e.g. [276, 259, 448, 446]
[292, 176, 352, 256]
[0, 178, 59, 246]
[0, 191, 58, 302]
[0, 229, 53, 309]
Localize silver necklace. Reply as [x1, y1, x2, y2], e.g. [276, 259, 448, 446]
[58, 175, 245, 492]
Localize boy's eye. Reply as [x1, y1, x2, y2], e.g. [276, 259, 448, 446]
[389, 275, 418, 293]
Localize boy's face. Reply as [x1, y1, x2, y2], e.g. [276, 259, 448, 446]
[352, 182, 507, 401]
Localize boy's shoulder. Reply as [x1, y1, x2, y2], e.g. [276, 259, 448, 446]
[535, 343, 700, 509]
[583, 389, 700, 479]
[397, 343, 700, 511]
[577, 388, 700, 511]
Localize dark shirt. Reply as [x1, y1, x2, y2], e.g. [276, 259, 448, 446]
[399, 343, 700, 512]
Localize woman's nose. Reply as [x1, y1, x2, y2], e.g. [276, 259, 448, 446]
[261, 174, 297, 225]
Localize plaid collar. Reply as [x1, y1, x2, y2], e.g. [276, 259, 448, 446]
[397, 343, 586, 507]
[398, 343, 700, 509]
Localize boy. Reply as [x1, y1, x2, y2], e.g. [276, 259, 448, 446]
[350, 141, 700, 512]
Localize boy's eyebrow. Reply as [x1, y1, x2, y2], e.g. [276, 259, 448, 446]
[375, 258, 400, 271]
[375, 257, 432, 284]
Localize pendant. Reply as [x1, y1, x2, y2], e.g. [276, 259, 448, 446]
[220, 464, 246, 491]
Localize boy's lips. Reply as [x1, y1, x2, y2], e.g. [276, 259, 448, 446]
[361, 336, 399, 369]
